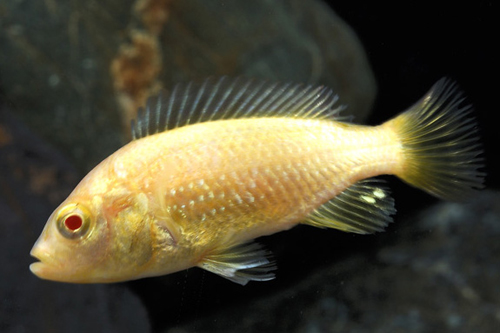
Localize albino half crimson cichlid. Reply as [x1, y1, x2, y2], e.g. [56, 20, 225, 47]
[30, 77, 484, 284]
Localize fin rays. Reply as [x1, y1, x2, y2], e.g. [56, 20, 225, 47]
[305, 179, 396, 234]
[391, 78, 485, 201]
[131, 77, 344, 140]
[198, 242, 276, 285]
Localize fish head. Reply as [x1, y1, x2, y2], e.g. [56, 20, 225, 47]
[30, 189, 155, 283]
[29, 195, 113, 283]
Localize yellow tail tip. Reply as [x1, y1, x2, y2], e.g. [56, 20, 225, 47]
[390, 78, 485, 201]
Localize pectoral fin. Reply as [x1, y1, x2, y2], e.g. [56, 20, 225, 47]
[197, 242, 276, 285]
[304, 179, 396, 234]
[155, 218, 182, 246]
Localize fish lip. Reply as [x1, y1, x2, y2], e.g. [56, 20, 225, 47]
[29, 246, 61, 278]
[29, 261, 47, 276]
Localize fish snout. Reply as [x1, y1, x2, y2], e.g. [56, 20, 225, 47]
[29, 239, 61, 280]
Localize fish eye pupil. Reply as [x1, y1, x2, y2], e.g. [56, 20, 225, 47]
[56, 205, 92, 239]
[65, 215, 83, 231]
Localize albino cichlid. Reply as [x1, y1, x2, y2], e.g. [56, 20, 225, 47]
[30, 77, 484, 284]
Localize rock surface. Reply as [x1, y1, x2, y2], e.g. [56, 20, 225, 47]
[0, 1, 376, 331]
[0, 1, 496, 332]
[0, 0, 376, 172]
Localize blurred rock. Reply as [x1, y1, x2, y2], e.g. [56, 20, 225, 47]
[0, 0, 376, 172]
[157, 0, 375, 117]
[162, 191, 500, 333]
[0, 107, 149, 332]
[0, 0, 132, 172]
[0, 2, 495, 332]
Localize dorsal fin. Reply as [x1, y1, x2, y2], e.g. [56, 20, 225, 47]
[131, 76, 346, 140]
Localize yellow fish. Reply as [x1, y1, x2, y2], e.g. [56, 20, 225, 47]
[30, 77, 484, 284]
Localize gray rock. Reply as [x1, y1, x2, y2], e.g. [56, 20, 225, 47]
[159, 0, 376, 118]
[0, 0, 376, 172]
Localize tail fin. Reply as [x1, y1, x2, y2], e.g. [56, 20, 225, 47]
[387, 78, 485, 201]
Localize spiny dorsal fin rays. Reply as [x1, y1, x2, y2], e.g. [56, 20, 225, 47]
[198, 242, 276, 285]
[131, 76, 346, 140]
[304, 179, 396, 234]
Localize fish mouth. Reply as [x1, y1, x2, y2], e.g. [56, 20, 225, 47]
[30, 242, 92, 283]
[29, 245, 61, 279]
[29, 261, 47, 277]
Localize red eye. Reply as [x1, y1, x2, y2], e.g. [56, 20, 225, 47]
[64, 215, 83, 231]
[57, 205, 92, 239]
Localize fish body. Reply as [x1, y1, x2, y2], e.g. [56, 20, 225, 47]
[30, 77, 484, 284]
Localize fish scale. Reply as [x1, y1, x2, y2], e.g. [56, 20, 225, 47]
[145, 117, 394, 251]
[29, 77, 484, 284]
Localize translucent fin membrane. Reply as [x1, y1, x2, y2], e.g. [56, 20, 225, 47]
[198, 242, 276, 285]
[305, 179, 396, 234]
[131, 76, 345, 140]
[390, 78, 485, 201]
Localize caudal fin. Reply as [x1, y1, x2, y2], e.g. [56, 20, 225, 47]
[387, 78, 485, 201]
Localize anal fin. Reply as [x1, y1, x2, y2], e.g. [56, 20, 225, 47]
[304, 179, 396, 234]
[197, 242, 276, 285]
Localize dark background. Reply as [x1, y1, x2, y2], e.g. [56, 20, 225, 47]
[0, 1, 498, 332]
[140, 2, 499, 331]
[331, 0, 497, 192]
